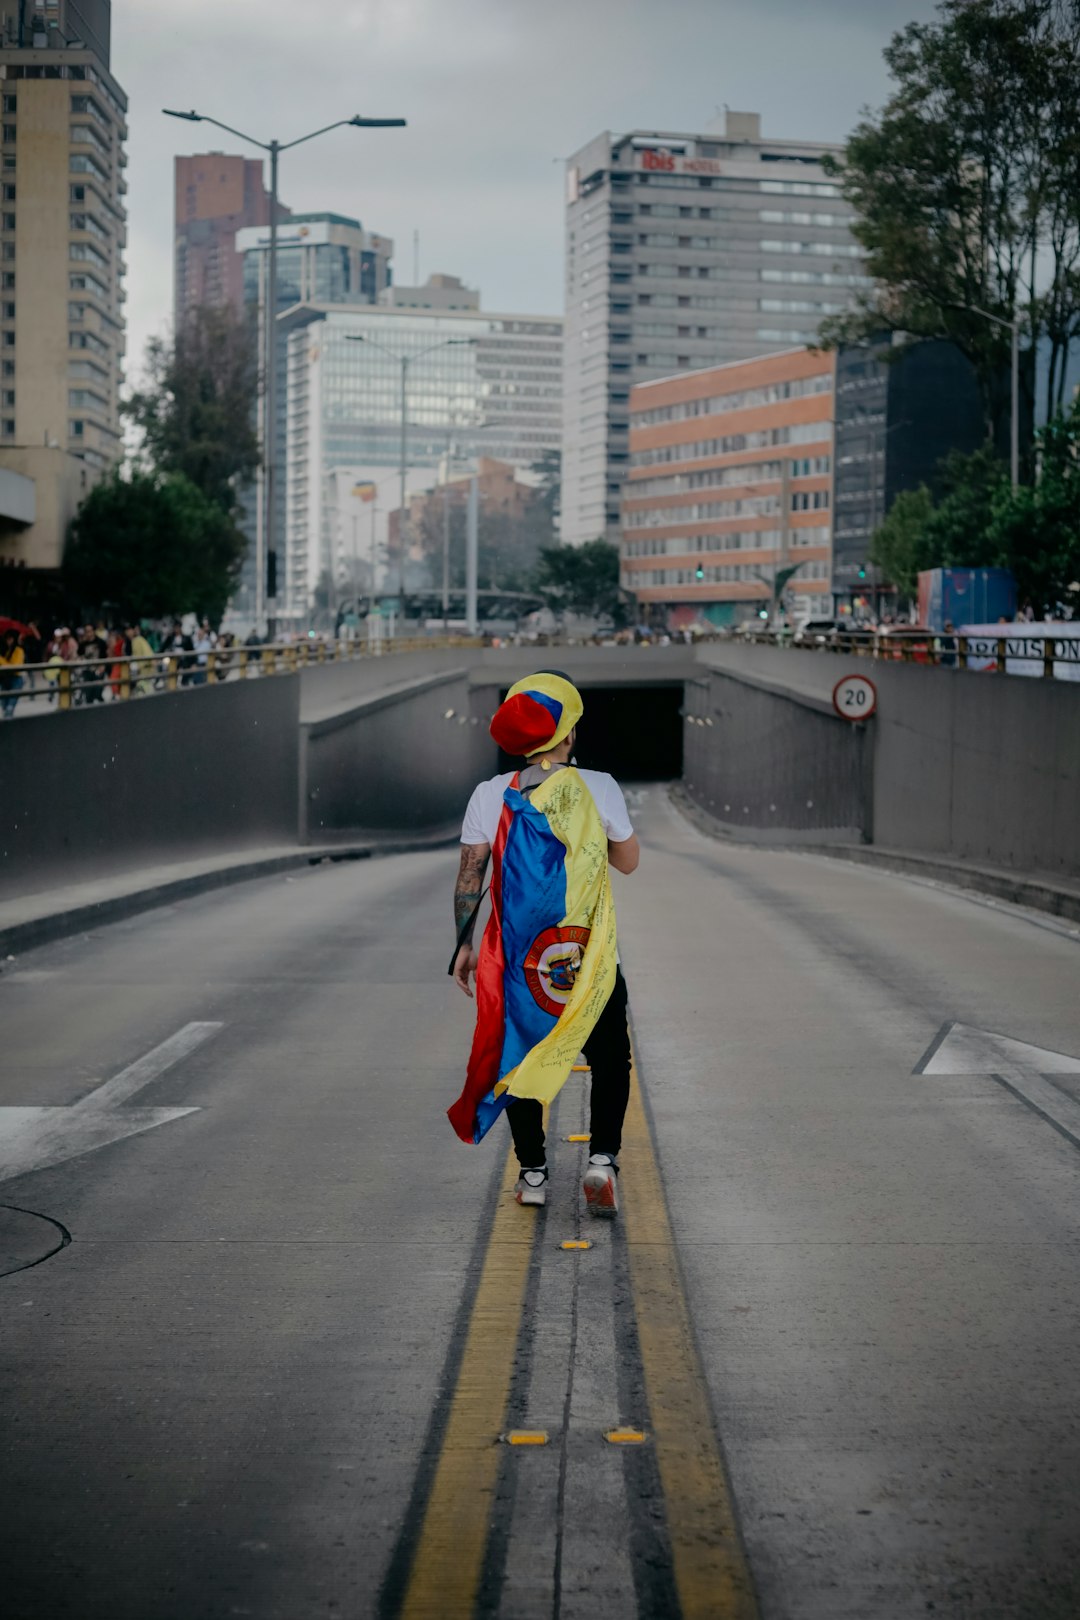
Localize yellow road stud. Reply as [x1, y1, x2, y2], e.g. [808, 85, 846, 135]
[560, 1239, 592, 1251]
[566, 1133, 590, 1143]
[504, 1430, 549, 1446]
[604, 1428, 648, 1445]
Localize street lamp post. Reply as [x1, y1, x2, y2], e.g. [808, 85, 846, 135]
[344, 334, 475, 598]
[163, 109, 406, 637]
[966, 304, 1021, 491]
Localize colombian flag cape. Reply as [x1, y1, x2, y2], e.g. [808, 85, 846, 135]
[448, 767, 618, 1144]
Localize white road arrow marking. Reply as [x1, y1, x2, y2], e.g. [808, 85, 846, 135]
[915, 1021, 1080, 1150]
[0, 1022, 222, 1185]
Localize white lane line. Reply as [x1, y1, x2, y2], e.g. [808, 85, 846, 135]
[0, 1022, 222, 1184]
[77, 1022, 223, 1111]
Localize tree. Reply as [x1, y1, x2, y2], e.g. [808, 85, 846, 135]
[125, 304, 261, 515]
[869, 402, 1080, 610]
[533, 540, 630, 626]
[820, 1, 1080, 436]
[870, 486, 937, 597]
[64, 470, 246, 623]
[989, 399, 1080, 609]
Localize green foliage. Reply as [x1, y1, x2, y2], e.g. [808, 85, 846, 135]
[870, 402, 1080, 610]
[532, 540, 630, 626]
[64, 470, 245, 624]
[125, 304, 261, 515]
[820, 1, 1080, 434]
[869, 487, 937, 597]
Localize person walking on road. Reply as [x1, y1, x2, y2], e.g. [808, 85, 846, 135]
[0, 627, 25, 717]
[448, 672, 640, 1215]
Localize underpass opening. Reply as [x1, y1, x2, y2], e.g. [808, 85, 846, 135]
[495, 684, 684, 781]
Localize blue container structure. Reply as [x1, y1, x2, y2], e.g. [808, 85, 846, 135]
[917, 568, 1017, 631]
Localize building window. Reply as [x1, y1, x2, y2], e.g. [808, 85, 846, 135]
[1, 389, 13, 406]
[1, 273, 11, 290]
[2, 96, 16, 114]
[1, 185, 13, 202]
[2, 331, 13, 347]
[69, 419, 85, 437]
[1, 360, 12, 377]
[70, 183, 85, 202]
[2, 301, 13, 319]
[2, 127, 15, 144]
[2, 156, 14, 172]
[1, 418, 13, 437]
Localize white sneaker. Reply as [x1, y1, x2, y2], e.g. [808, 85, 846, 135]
[515, 1166, 548, 1207]
[583, 1153, 619, 1217]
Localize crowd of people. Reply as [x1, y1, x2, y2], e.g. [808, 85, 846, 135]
[0, 619, 248, 716]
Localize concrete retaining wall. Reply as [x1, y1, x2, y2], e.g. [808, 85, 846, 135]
[682, 668, 870, 841]
[0, 676, 300, 900]
[696, 643, 1080, 875]
[301, 669, 496, 840]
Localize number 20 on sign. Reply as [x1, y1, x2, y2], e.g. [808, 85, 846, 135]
[832, 674, 878, 722]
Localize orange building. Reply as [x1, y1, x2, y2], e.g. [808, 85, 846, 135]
[622, 348, 836, 628]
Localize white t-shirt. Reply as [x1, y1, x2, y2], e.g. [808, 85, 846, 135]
[461, 769, 634, 848]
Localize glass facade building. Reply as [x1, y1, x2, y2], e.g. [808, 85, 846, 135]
[233, 213, 393, 625]
[282, 304, 562, 615]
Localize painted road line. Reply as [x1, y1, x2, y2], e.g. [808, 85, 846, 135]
[398, 1147, 534, 1620]
[622, 1050, 760, 1620]
[80, 1021, 223, 1110]
[0, 1022, 222, 1185]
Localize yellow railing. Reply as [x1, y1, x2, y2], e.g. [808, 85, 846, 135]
[1, 635, 484, 714]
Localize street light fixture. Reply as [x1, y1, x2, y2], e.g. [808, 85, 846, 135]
[163, 108, 406, 636]
[344, 333, 476, 595]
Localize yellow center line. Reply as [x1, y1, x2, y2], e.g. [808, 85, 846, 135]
[621, 1051, 760, 1620]
[399, 1147, 533, 1620]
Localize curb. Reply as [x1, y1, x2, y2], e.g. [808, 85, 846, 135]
[0, 831, 459, 959]
[668, 785, 1080, 929]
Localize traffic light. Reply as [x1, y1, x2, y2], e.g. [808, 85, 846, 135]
[758, 608, 769, 620]
[695, 564, 704, 580]
[858, 565, 867, 580]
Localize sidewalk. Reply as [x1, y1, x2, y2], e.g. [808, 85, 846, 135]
[670, 785, 1080, 929]
[0, 828, 459, 957]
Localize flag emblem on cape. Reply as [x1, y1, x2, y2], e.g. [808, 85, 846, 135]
[448, 769, 617, 1145]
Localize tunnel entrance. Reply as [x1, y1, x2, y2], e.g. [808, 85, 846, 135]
[496, 684, 684, 780]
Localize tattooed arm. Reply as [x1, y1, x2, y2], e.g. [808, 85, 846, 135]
[452, 842, 490, 998]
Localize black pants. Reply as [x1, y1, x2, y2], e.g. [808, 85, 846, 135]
[506, 968, 631, 1167]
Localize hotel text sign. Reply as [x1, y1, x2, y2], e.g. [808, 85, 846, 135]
[637, 150, 724, 176]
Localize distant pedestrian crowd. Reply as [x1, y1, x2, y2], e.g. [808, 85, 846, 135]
[0, 619, 249, 717]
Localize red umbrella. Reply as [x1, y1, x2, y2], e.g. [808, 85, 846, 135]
[0, 616, 32, 636]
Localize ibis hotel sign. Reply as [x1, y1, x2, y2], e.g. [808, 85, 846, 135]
[635, 147, 724, 177]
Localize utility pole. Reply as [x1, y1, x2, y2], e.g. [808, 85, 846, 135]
[163, 109, 406, 639]
[465, 475, 479, 635]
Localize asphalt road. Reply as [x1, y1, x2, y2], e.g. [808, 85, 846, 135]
[3, 786, 1080, 1620]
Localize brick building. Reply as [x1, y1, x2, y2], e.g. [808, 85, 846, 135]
[622, 347, 835, 627]
[174, 152, 285, 327]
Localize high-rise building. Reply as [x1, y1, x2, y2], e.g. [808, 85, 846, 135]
[174, 153, 284, 327]
[380, 273, 479, 311]
[562, 111, 868, 547]
[0, 0, 126, 574]
[232, 213, 394, 624]
[280, 303, 562, 621]
[622, 346, 836, 628]
[832, 338, 986, 610]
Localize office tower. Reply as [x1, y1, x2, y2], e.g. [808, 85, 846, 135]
[174, 153, 285, 327]
[563, 110, 867, 547]
[832, 338, 985, 610]
[0, 0, 126, 574]
[623, 346, 835, 627]
[233, 213, 394, 625]
[380, 273, 479, 311]
[281, 302, 562, 619]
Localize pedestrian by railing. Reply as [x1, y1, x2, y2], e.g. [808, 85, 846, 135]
[0, 633, 484, 717]
[734, 625, 1080, 680]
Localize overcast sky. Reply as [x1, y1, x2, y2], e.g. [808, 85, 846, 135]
[114, 0, 940, 383]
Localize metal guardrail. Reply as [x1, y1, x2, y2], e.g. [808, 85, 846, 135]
[735, 626, 1080, 679]
[0, 634, 484, 715]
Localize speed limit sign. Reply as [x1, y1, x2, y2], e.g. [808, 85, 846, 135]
[832, 674, 877, 722]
